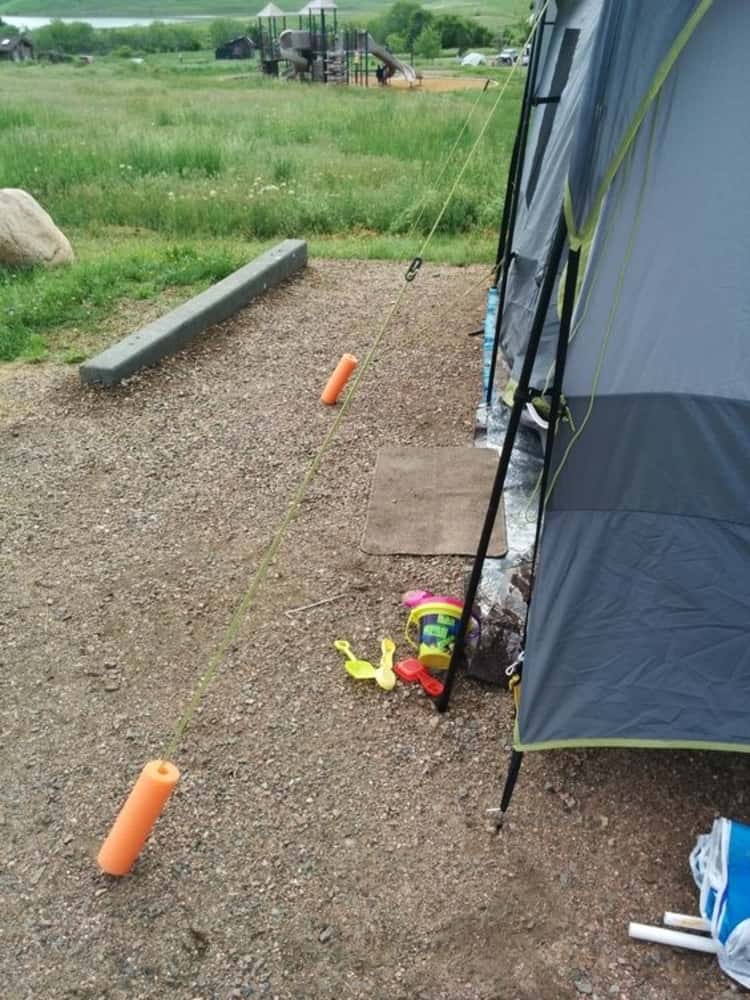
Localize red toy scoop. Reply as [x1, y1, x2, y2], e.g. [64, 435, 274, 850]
[394, 658, 444, 697]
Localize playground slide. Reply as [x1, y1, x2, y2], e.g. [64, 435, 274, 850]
[278, 29, 311, 75]
[365, 34, 417, 84]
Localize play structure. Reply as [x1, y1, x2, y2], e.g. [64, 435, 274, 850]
[256, 1, 417, 85]
[439, 0, 750, 821]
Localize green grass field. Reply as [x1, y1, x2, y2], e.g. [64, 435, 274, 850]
[0, 0, 529, 28]
[0, 55, 522, 362]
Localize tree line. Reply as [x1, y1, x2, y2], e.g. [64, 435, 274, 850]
[368, 1, 491, 56]
[0, 1, 530, 59]
[368, 1, 531, 56]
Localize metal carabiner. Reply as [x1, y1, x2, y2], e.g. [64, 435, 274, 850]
[505, 650, 525, 678]
[405, 256, 423, 282]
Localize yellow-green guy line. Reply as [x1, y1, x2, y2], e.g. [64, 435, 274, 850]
[416, 3, 549, 260]
[406, 80, 494, 241]
[161, 13, 548, 761]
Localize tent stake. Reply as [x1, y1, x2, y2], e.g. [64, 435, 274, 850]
[489, 748, 524, 830]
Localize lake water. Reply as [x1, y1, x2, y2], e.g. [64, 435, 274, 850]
[2, 15, 215, 30]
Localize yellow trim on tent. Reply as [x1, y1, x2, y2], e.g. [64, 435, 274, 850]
[566, 0, 715, 249]
[514, 718, 750, 755]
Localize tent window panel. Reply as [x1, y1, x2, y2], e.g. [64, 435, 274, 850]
[526, 28, 580, 207]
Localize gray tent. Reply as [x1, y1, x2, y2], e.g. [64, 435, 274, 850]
[496, 0, 602, 397]
[440, 0, 750, 808]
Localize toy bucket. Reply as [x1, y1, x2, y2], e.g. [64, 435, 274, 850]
[405, 597, 480, 671]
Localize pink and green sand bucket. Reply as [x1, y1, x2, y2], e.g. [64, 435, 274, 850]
[403, 590, 481, 671]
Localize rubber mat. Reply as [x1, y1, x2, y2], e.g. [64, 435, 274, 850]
[363, 447, 507, 557]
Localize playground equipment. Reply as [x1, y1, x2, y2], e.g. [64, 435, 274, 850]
[256, 1, 417, 85]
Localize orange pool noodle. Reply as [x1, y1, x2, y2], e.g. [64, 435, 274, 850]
[321, 353, 358, 405]
[97, 760, 180, 876]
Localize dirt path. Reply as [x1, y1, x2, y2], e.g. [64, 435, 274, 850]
[0, 261, 742, 1000]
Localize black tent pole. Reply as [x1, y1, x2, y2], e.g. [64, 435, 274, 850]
[467, 26, 541, 338]
[524, 253, 580, 640]
[491, 107, 524, 282]
[436, 209, 568, 714]
[492, 241, 581, 827]
[485, 12, 548, 406]
[491, 24, 540, 283]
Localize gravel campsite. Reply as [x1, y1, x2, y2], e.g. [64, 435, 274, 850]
[1, 261, 744, 1000]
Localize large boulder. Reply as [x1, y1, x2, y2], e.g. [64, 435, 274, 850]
[0, 189, 74, 268]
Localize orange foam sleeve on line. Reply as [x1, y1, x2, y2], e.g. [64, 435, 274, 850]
[97, 760, 180, 876]
[321, 354, 358, 405]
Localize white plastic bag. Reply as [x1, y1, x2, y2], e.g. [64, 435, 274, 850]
[691, 817, 750, 988]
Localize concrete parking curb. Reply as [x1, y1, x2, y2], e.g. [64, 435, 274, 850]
[80, 239, 308, 386]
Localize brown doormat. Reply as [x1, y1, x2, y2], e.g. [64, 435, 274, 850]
[363, 447, 507, 557]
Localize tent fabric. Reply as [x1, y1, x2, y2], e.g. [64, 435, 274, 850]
[498, 0, 603, 391]
[565, 0, 714, 246]
[517, 0, 750, 751]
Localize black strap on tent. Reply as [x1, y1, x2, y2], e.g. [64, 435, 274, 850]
[436, 209, 568, 714]
[493, 240, 581, 828]
[485, 12, 548, 407]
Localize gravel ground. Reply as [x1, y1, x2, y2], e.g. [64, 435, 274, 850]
[0, 260, 745, 1000]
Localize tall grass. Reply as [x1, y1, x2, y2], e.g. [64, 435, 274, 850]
[0, 106, 35, 129]
[0, 65, 519, 239]
[0, 59, 521, 359]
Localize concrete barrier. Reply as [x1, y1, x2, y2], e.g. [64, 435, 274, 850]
[80, 239, 307, 386]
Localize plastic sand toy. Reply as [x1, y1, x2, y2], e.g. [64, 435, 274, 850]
[374, 637, 397, 690]
[394, 658, 444, 697]
[403, 591, 481, 671]
[334, 639, 377, 680]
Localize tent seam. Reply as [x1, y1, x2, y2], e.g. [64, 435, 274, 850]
[566, 0, 715, 246]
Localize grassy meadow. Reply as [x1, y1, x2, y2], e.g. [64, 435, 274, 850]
[0, 55, 523, 361]
[0, 1, 530, 32]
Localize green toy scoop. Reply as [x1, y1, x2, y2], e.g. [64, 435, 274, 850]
[334, 640, 377, 681]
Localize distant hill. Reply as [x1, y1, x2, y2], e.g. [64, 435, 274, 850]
[0, 0, 529, 31]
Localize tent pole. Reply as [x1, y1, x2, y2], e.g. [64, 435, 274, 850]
[493, 243, 581, 824]
[525, 243, 581, 638]
[486, 11, 548, 406]
[436, 209, 568, 714]
[491, 107, 523, 281]
[492, 15, 544, 283]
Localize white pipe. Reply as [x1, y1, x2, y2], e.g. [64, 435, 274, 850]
[663, 912, 711, 933]
[628, 922, 718, 954]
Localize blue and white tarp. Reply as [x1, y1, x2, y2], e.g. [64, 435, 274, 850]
[691, 818, 750, 988]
